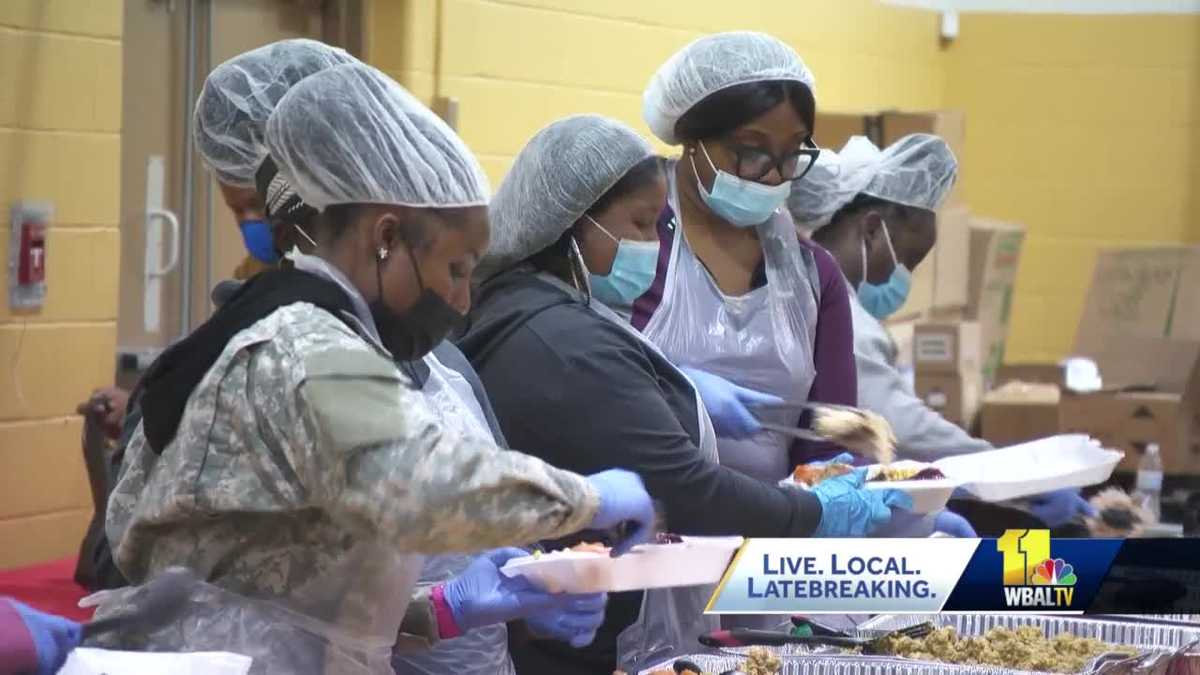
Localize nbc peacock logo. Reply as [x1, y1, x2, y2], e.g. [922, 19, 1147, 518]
[998, 530, 1077, 608]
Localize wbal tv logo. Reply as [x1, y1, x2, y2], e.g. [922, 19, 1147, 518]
[998, 529, 1077, 608]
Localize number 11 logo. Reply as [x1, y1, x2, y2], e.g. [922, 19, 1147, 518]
[997, 529, 1051, 586]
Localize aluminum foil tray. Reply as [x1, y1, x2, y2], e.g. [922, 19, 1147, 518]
[636, 652, 1140, 675]
[637, 615, 1200, 675]
[859, 614, 1200, 651]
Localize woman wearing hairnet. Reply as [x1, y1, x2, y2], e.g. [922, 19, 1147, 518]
[193, 38, 356, 278]
[87, 63, 657, 674]
[795, 134, 1095, 534]
[458, 114, 907, 674]
[636, 32, 861, 484]
[193, 39, 535, 675]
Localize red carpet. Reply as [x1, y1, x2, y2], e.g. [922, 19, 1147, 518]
[0, 557, 94, 622]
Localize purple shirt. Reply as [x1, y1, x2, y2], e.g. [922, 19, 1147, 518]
[0, 599, 39, 674]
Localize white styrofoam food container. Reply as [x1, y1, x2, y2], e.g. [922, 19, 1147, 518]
[780, 460, 958, 514]
[780, 435, 1122, 511]
[59, 648, 253, 675]
[500, 536, 743, 593]
[938, 434, 1123, 502]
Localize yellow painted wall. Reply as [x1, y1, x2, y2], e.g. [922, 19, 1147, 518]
[945, 12, 1200, 362]
[369, 0, 948, 183]
[0, 1, 123, 568]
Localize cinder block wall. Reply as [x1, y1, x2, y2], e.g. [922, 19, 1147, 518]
[945, 12, 1200, 362]
[0, 1, 123, 569]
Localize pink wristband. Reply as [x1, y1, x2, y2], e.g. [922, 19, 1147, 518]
[430, 584, 462, 639]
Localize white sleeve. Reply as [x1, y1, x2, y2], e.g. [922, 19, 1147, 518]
[853, 311, 993, 461]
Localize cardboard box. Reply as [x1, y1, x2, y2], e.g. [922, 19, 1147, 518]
[1065, 333, 1200, 475]
[913, 321, 981, 375]
[994, 363, 1065, 388]
[967, 217, 1026, 384]
[1060, 391, 1200, 475]
[890, 203, 972, 321]
[1074, 247, 1200, 351]
[814, 111, 876, 152]
[879, 110, 966, 206]
[916, 370, 983, 430]
[979, 383, 1061, 447]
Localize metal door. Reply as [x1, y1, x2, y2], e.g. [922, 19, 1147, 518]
[115, 0, 362, 385]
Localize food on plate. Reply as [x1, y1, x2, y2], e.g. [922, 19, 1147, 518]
[870, 466, 946, 482]
[790, 461, 944, 487]
[809, 404, 896, 464]
[791, 462, 855, 486]
[571, 541, 610, 554]
[879, 625, 1136, 673]
[742, 646, 782, 675]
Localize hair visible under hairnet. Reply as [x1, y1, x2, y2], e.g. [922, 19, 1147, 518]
[479, 114, 654, 278]
[789, 133, 958, 232]
[194, 39, 357, 189]
[643, 31, 816, 146]
[265, 62, 490, 210]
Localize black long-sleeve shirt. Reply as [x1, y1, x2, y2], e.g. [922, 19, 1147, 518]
[457, 269, 822, 674]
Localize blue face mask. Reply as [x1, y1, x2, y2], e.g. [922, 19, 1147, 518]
[857, 220, 912, 320]
[690, 141, 791, 228]
[584, 215, 660, 307]
[239, 218, 279, 264]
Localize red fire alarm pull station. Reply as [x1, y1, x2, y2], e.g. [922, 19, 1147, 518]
[9, 202, 51, 309]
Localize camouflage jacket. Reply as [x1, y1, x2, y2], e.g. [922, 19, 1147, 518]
[98, 302, 599, 672]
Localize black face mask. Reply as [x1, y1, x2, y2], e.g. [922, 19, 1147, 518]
[368, 241, 465, 361]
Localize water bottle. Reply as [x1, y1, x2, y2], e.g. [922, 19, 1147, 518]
[1133, 443, 1163, 521]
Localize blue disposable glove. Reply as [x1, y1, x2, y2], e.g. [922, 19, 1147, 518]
[585, 469, 656, 556]
[681, 367, 783, 439]
[934, 510, 978, 538]
[238, 219, 279, 264]
[9, 599, 82, 675]
[526, 590, 607, 648]
[442, 548, 607, 646]
[1027, 489, 1097, 527]
[812, 468, 912, 537]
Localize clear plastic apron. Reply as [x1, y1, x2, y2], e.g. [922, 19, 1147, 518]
[564, 280, 723, 673]
[392, 353, 516, 675]
[642, 165, 821, 483]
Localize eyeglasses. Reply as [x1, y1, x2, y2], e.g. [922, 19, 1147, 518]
[720, 138, 821, 183]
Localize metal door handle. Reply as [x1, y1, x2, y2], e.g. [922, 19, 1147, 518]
[146, 208, 181, 277]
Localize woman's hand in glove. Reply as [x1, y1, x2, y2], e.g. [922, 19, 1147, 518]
[681, 367, 782, 439]
[812, 468, 912, 537]
[439, 548, 607, 648]
[1028, 489, 1097, 527]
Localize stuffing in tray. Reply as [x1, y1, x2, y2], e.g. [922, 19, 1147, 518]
[879, 625, 1136, 673]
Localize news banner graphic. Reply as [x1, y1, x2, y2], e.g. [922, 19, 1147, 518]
[705, 532, 1200, 614]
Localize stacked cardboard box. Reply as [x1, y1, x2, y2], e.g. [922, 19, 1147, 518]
[967, 217, 1027, 386]
[972, 248, 1200, 475]
[979, 382, 1061, 448]
[913, 322, 983, 429]
[1061, 247, 1200, 475]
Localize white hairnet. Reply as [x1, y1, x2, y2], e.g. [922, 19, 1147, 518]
[194, 39, 356, 188]
[789, 133, 958, 232]
[643, 31, 816, 146]
[265, 62, 490, 210]
[480, 114, 655, 277]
